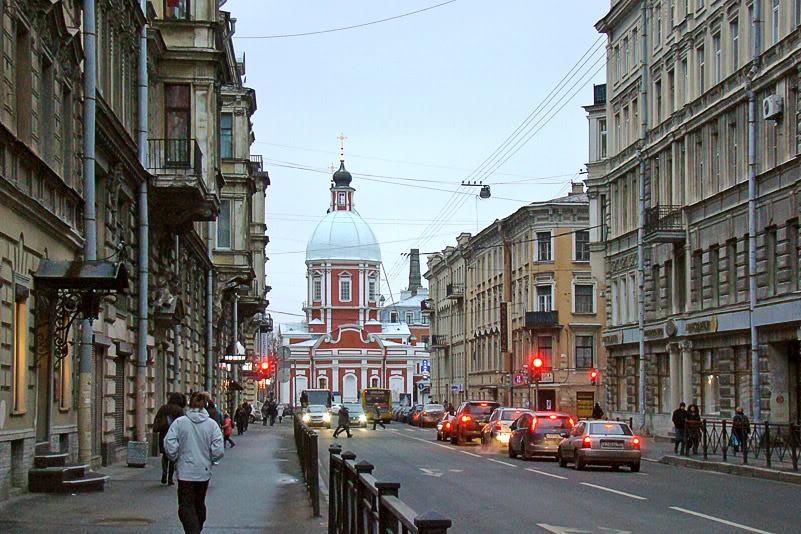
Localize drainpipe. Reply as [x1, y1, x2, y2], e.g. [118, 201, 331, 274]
[206, 224, 214, 393]
[637, 0, 649, 427]
[233, 293, 239, 408]
[748, 0, 762, 421]
[134, 0, 149, 443]
[78, 0, 97, 464]
[172, 235, 181, 391]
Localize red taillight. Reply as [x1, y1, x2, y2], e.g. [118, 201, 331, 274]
[530, 416, 538, 431]
[444, 422, 451, 430]
[495, 421, 502, 430]
[568, 418, 574, 427]
[632, 436, 640, 448]
[461, 415, 471, 423]
[423, 411, 428, 416]
[582, 436, 592, 448]
[480, 403, 488, 407]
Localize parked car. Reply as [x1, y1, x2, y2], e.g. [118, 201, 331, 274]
[408, 404, 424, 425]
[417, 404, 446, 427]
[301, 405, 331, 428]
[436, 414, 454, 441]
[557, 420, 641, 471]
[449, 400, 501, 445]
[480, 408, 533, 449]
[508, 412, 574, 460]
[399, 405, 415, 423]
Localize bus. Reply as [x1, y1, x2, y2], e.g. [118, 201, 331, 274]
[361, 388, 392, 423]
[300, 389, 333, 409]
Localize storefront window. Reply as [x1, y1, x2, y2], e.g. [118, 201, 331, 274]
[657, 354, 671, 413]
[702, 350, 721, 415]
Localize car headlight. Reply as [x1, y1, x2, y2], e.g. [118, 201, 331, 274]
[359, 414, 367, 423]
[302, 414, 311, 423]
[323, 413, 331, 422]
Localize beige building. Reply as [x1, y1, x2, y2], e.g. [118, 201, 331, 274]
[426, 187, 605, 415]
[587, 0, 801, 435]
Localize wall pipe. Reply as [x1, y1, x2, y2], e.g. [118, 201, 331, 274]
[78, 0, 97, 464]
[637, 0, 649, 425]
[233, 292, 239, 408]
[206, 224, 213, 393]
[172, 235, 181, 392]
[748, 0, 762, 420]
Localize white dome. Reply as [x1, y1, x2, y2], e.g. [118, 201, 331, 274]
[306, 210, 381, 262]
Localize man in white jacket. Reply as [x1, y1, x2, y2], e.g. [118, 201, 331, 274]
[165, 391, 224, 534]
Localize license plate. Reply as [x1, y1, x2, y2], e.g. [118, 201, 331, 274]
[546, 434, 562, 439]
[600, 440, 623, 449]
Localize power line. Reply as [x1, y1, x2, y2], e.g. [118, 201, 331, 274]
[234, 0, 457, 39]
[269, 230, 458, 256]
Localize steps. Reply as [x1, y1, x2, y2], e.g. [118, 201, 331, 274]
[29, 442, 109, 493]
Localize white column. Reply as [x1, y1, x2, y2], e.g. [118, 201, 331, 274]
[681, 342, 693, 405]
[669, 343, 681, 408]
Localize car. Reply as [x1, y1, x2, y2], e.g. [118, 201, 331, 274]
[408, 404, 424, 425]
[449, 400, 501, 445]
[416, 404, 446, 427]
[507, 412, 574, 460]
[300, 405, 332, 428]
[436, 414, 454, 441]
[400, 405, 415, 423]
[480, 408, 533, 449]
[557, 420, 641, 472]
[341, 403, 368, 427]
[391, 403, 402, 420]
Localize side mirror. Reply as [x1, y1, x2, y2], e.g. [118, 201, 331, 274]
[561, 431, 570, 438]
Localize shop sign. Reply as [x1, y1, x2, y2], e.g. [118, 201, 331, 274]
[602, 333, 621, 345]
[576, 391, 595, 418]
[539, 372, 554, 384]
[686, 316, 718, 335]
[644, 327, 663, 339]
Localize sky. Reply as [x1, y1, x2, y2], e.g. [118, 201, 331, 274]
[229, 0, 609, 324]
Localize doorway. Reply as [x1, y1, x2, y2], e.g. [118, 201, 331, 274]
[789, 340, 800, 424]
[92, 345, 104, 456]
[537, 389, 556, 411]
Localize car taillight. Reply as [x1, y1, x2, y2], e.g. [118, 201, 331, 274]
[549, 414, 557, 419]
[444, 422, 451, 430]
[632, 436, 640, 448]
[495, 421, 502, 430]
[461, 415, 471, 423]
[480, 403, 488, 407]
[582, 436, 592, 448]
[530, 416, 538, 431]
[568, 417, 574, 427]
[423, 411, 428, 416]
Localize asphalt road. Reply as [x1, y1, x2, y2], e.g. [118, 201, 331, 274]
[316, 423, 801, 534]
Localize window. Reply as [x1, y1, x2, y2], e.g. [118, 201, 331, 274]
[773, 0, 781, 45]
[697, 0, 704, 8]
[42, 56, 54, 163]
[655, 79, 662, 123]
[657, 354, 671, 413]
[727, 239, 738, 303]
[575, 230, 590, 261]
[537, 336, 553, 368]
[575, 336, 594, 369]
[13, 285, 28, 413]
[711, 128, 720, 190]
[220, 113, 233, 159]
[713, 33, 721, 84]
[338, 192, 346, 206]
[701, 351, 721, 416]
[615, 46, 620, 80]
[15, 25, 32, 143]
[728, 113, 739, 183]
[390, 311, 399, 322]
[681, 58, 689, 104]
[536, 285, 552, 312]
[165, 84, 191, 164]
[339, 277, 352, 302]
[574, 284, 594, 314]
[623, 106, 630, 145]
[405, 312, 415, 324]
[654, 4, 662, 48]
[623, 38, 629, 73]
[652, 263, 661, 313]
[789, 219, 800, 290]
[598, 118, 608, 159]
[697, 46, 705, 95]
[536, 232, 552, 261]
[368, 277, 377, 301]
[165, 0, 189, 19]
[692, 250, 703, 309]
[797, 0, 801, 25]
[767, 227, 778, 295]
[370, 376, 381, 388]
[668, 69, 675, 114]
[615, 113, 621, 151]
[313, 277, 322, 301]
[665, 259, 674, 313]
[669, 0, 675, 28]
[216, 199, 231, 249]
[731, 19, 739, 72]
[710, 245, 720, 306]
[62, 84, 73, 183]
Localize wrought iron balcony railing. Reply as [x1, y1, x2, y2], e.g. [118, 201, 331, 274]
[524, 311, 559, 328]
[430, 335, 448, 347]
[446, 283, 464, 299]
[147, 138, 202, 176]
[644, 204, 685, 242]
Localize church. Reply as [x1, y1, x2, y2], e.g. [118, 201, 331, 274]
[278, 151, 429, 406]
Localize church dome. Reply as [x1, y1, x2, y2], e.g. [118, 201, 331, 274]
[306, 209, 381, 262]
[332, 161, 352, 187]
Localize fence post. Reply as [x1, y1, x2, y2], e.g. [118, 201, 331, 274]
[340, 451, 357, 533]
[328, 444, 342, 534]
[791, 423, 799, 472]
[414, 511, 452, 534]
[309, 429, 320, 517]
[721, 420, 728, 461]
[742, 422, 749, 465]
[764, 421, 771, 469]
[354, 461, 374, 534]
[376, 481, 400, 533]
[702, 419, 708, 460]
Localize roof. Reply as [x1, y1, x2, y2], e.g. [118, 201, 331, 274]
[529, 192, 589, 206]
[382, 288, 429, 310]
[380, 323, 411, 336]
[306, 209, 381, 262]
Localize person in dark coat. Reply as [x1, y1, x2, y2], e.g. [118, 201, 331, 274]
[153, 392, 186, 485]
[731, 406, 750, 455]
[234, 403, 248, 435]
[206, 400, 223, 428]
[591, 402, 605, 420]
[685, 403, 702, 455]
[372, 404, 386, 430]
[243, 402, 253, 432]
[333, 405, 352, 438]
[268, 401, 277, 426]
[261, 402, 270, 426]
[672, 402, 688, 455]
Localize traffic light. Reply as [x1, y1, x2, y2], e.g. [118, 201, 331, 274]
[529, 355, 544, 382]
[260, 360, 270, 373]
[589, 369, 599, 385]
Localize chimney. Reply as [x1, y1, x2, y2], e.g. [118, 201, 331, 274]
[408, 248, 422, 296]
[570, 182, 584, 195]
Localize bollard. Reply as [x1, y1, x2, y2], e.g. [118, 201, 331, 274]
[376, 481, 400, 533]
[764, 421, 772, 468]
[414, 511, 452, 534]
[309, 430, 320, 517]
[701, 419, 708, 460]
[722, 420, 728, 461]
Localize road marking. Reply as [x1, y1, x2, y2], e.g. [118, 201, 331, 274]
[525, 468, 568, 480]
[448, 469, 463, 473]
[418, 467, 443, 477]
[537, 524, 591, 534]
[487, 458, 516, 467]
[669, 507, 774, 533]
[461, 451, 481, 458]
[579, 482, 647, 501]
[404, 429, 416, 432]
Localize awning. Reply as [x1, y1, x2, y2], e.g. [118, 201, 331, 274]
[34, 259, 129, 293]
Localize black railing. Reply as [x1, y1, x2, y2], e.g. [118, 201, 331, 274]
[250, 154, 264, 172]
[445, 284, 463, 298]
[147, 138, 203, 175]
[294, 417, 321, 516]
[328, 444, 451, 534]
[644, 204, 683, 235]
[430, 335, 447, 347]
[680, 419, 799, 471]
[524, 311, 559, 328]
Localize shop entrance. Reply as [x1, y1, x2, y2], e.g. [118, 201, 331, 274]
[789, 340, 800, 424]
[537, 389, 556, 411]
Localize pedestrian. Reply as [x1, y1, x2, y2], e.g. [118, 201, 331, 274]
[730, 406, 751, 455]
[269, 401, 277, 427]
[333, 404, 352, 438]
[372, 404, 386, 430]
[153, 392, 186, 485]
[243, 402, 253, 432]
[261, 402, 270, 426]
[277, 403, 285, 423]
[206, 400, 223, 428]
[221, 412, 235, 448]
[671, 402, 688, 455]
[591, 402, 604, 420]
[234, 403, 247, 435]
[164, 391, 224, 534]
[447, 402, 455, 416]
[685, 403, 702, 455]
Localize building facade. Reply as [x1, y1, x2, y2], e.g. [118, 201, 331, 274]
[587, 0, 801, 436]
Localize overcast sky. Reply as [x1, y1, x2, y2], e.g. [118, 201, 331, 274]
[230, 0, 608, 324]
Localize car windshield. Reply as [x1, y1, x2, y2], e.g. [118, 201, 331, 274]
[344, 403, 363, 413]
[501, 409, 530, 421]
[465, 403, 499, 416]
[424, 404, 444, 411]
[589, 422, 632, 436]
[536, 416, 572, 430]
[307, 406, 326, 413]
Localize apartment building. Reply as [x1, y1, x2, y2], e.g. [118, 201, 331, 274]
[587, 0, 801, 435]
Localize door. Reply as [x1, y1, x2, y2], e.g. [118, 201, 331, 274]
[538, 389, 557, 411]
[342, 374, 357, 402]
[510, 414, 530, 452]
[34, 317, 51, 443]
[789, 341, 800, 424]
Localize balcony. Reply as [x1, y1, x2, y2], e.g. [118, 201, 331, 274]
[430, 335, 448, 347]
[147, 139, 219, 225]
[644, 205, 685, 243]
[524, 311, 559, 329]
[421, 299, 433, 315]
[446, 283, 464, 300]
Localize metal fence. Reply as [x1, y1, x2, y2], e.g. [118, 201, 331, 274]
[294, 417, 321, 516]
[681, 419, 800, 471]
[328, 444, 452, 534]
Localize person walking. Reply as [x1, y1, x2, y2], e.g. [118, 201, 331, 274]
[671, 402, 688, 455]
[243, 402, 253, 432]
[261, 402, 270, 426]
[371, 404, 386, 430]
[277, 403, 285, 423]
[333, 404, 352, 438]
[731, 406, 751, 455]
[685, 403, 702, 455]
[153, 393, 186, 485]
[221, 412, 235, 448]
[164, 392, 224, 534]
[206, 400, 223, 428]
[591, 402, 604, 420]
[234, 403, 247, 436]
[268, 401, 277, 427]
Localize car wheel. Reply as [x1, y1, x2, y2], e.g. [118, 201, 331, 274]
[508, 441, 518, 458]
[456, 431, 465, 446]
[630, 462, 641, 473]
[557, 450, 568, 468]
[575, 455, 586, 471]
[611, 464, 620, 471]
[450, 433, 458, 445]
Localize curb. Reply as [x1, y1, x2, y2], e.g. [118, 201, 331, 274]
[659, 455, 801, 485]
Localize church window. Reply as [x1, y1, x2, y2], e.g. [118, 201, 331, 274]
[313, 277, 322, 301]
[339, 277, 351, 301]
[368, 277, 377, 301]
[338, 192, 346, 206]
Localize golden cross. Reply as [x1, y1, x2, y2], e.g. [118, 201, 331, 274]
[337, 132, 348, 161]
[328, 162, 336, 173]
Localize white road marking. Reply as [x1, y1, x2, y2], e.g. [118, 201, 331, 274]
[579, 482, 647, 501]
[461, 451, 481, 458]
[419, 467, 443, 477]
[537, 524, 591, 534]
[487, 458, 516, 467]
[448, 469, 463, 473]
[404, 429, 416, 432]
[669, 507, 774, 533]
[525, 468, 568, 480]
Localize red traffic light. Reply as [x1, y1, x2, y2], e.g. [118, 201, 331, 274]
[532, 357, 544, 369]
[260, 361, 270, 371]
[589, 369, 598, 379]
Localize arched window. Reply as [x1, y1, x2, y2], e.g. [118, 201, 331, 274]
[370, 375, 381, 388]
[389, 376, 404, 398]
[294, 376, 308, 406]
[342, 374, 358, 402]
[318, 376, 328, 390]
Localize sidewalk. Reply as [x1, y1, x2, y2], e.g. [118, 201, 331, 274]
[642, 437, 801, 484]
[0, 421, 326, 533]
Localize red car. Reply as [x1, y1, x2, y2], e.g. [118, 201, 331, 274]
[449, 401, 501, 445]
[436, 414, 454, 441]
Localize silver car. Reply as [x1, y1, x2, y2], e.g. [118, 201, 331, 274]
[301, 405, 332, 428]
[557, 420, 641, 472]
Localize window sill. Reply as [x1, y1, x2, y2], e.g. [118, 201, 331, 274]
[11, 410, 27, 417]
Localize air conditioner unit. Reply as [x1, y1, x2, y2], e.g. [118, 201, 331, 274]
[763, 94, 783, 120]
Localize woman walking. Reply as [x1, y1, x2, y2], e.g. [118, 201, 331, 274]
[221, 412, 235, 448]
[153, 392, 186, 485]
